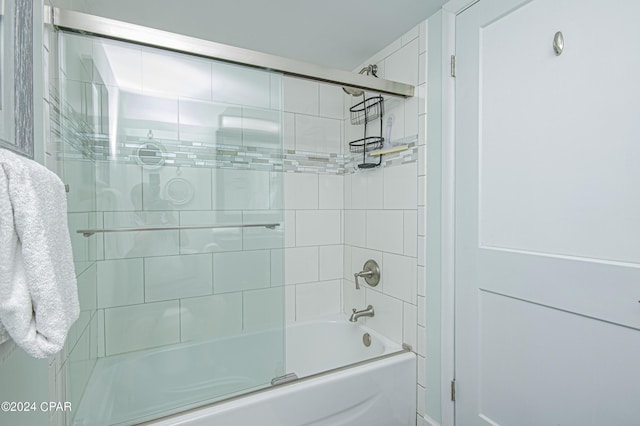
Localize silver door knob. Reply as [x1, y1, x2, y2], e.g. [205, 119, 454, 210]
[553, 31, 564, 56]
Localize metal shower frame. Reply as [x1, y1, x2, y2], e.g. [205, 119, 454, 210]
[47, 7, 415, 98]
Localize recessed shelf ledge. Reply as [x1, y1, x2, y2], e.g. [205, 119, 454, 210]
[369, 145, 410, 156]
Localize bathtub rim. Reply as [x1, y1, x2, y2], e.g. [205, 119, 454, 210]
[135, 346, 414, 426]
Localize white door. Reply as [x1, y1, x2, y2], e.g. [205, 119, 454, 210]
[455, 0, 640, 425]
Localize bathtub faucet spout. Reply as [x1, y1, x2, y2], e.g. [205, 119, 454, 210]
[349, 305, 374, 322]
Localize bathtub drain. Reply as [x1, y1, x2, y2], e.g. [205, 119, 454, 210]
[362, 333, 372, 347]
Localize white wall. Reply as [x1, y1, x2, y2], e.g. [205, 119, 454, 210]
[425, 10, 444, 426]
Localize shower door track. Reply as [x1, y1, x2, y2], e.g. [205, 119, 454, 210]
[47, 7, 415, 98]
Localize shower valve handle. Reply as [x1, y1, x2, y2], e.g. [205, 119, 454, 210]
[353, 259, 380, 290]
[354, 270, 373, 290]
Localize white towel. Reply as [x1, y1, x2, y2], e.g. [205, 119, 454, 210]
[0, 149, 79, 359]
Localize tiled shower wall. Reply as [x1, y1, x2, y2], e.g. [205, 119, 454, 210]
[43, 18, 101, 426]
[52, 32, 291, 362]
[341, 21, 428, 425]
[285, 19, 428, 424]
[43, 15, 429, 426]
[281, 78, 345, 322]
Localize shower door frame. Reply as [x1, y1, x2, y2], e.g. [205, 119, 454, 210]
[56, 27, 289, 425]
[47, 7, 415, 99]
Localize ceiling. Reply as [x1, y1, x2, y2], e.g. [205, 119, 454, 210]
[58, 0, 447, 70]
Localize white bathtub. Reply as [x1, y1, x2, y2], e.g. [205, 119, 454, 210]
[74, 318, 416, 426]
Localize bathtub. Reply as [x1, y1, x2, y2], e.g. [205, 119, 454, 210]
[74, 317, 416, 426]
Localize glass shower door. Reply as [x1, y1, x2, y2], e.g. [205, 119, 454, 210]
[57, 31, 285, 425]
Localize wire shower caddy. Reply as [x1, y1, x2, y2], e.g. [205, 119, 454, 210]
[348, 95, 384, 168]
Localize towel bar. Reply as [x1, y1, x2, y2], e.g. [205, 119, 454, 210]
[76, 223, 280, 237]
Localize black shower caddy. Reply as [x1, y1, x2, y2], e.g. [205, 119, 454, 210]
[348, 95, 384, 169]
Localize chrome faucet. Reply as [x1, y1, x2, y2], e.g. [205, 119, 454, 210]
[349, 305, 374, 322]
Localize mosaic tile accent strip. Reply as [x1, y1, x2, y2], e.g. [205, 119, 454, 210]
[52, 91, 415, 174]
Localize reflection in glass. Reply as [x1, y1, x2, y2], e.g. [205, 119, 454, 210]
[58, 32, 284, 425]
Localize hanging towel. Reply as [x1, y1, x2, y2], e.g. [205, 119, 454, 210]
[0, 148, 79, 359]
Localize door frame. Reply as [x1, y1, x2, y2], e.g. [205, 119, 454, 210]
[436, 1, 480, 426]
[439, 3, 456, 426]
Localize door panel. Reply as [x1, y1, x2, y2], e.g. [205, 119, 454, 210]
[455, 0, 640, 424]
[478, 291, 639, 426]
[478, 0, 640, 264]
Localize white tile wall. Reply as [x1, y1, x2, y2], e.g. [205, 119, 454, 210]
[319, 245, 343, 281]
[212, 169, 270, 210]
[180, 211, 243, 254]
[242, 107, 282, 148]
[284, 210, 296, 247]
[295, 114, 341, 154]
[417, 384, 426, 417]
[60, 33, 93, 82]
[283, 112, 296, 150]
[382, 253, 417, 304]
[178, 98, 241, 145]
[97, 259, 144, 308]
[343, 279, 366, 314]
[364, 289, 403, 343]
[366, 210, 405, 254]
[342, 20, 427, 423]
[142, 49, 212, 100]
[96, 162, 142, 212]
[103, 211, 180, 259]
[49, 32, 105, 419]
[77, 264, 98, 312]
[350, 169, 384, 210]
[144, 166, 213, 211]
[118, 91, 179, 140]
[284, 173, 318, 209]
[211, 61, 272, 109]
[295, 210, 341, 246]
[403, 302, 418, 350]
[64, 160, 96, 213]
[365, 169, 385, 210]
[295, 280, 341, 321]
[385, 39, 420, 86]
[345, 210, 366, 247]
[144, 254, 213, 302]
[283, 77, 319, 115]
[319, 174, 344, 209]
[243, 211, 285, 250]
[285, 247, 319, 285]
[318, 84, 344, 120]
[180, 293, 243, 341]
[93, 38, 142, 88]
[404, 210, 418, 257]
[270, 249, 284, 287]
[104, 301, 180, 355]
[214, 250, 271, 293]
[243, 287, 285, 331]
[384, 163, 418, 209]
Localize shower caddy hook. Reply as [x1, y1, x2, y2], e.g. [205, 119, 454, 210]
[347, 66, 385, 169]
